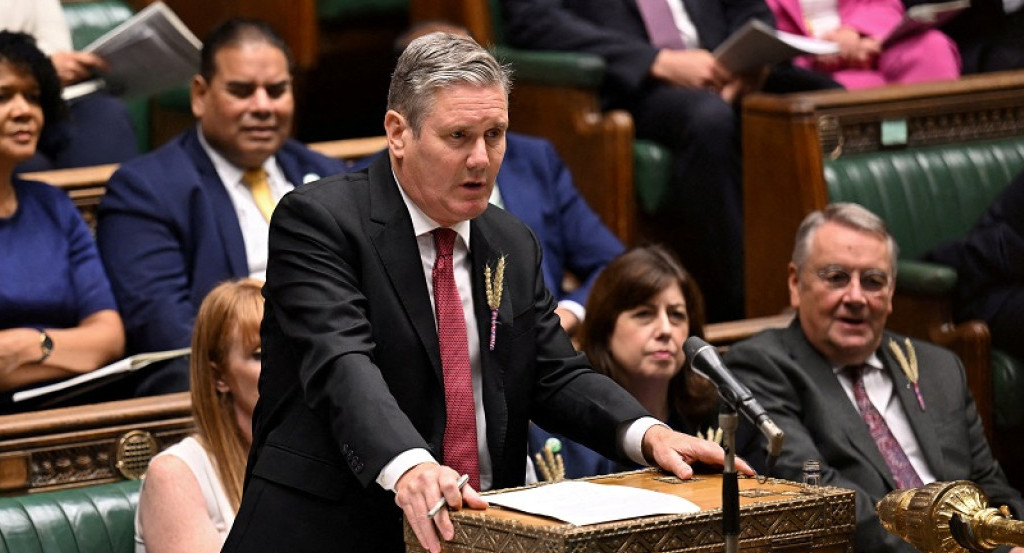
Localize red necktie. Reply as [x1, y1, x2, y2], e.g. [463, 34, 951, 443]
[431, 228, 480, 489]
[844, 365, 924, 489]
[636, 0, 687, 49]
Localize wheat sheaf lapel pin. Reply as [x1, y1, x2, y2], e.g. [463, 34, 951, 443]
[484, 255, 506, 351]
[888, 337, 924, 410]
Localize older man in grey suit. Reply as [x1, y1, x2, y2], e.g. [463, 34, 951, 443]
[726, 203, 1023, 553]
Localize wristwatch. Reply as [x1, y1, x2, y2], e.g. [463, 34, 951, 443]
[38, 331, 53, 363]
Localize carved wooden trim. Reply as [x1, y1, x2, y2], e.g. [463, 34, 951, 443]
[0, 393, 193, 495]
[405, 472, 855, 553]
[821, 105, 1024, 157]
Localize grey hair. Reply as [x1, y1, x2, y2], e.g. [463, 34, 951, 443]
[387, 31, 512, 135]
[791, 202, 899, 275]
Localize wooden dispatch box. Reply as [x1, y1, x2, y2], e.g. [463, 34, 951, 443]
[405, 469, 855, 553]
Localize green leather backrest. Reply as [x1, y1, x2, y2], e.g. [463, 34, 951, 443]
[0, 480, 140, 553]
[61, 0, 150, 153]
[993, 349, 1024, 428]
[824, 136, 1024, 260]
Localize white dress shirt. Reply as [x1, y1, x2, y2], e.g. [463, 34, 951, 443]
[833, 354, 937, 484]
[377, 174, 660, 492]
[665, 0, 702, 48]
[198, 127, 293, 281]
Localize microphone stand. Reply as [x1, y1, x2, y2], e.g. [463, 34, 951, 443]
[720, 406, 740, 553]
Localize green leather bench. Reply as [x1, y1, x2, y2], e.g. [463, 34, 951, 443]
[0, 480, 140, 553]
[825, 136, 1024, 432]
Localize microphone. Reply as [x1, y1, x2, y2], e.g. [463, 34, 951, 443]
[683, 336, 784, 471]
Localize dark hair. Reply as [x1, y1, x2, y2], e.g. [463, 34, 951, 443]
[579, 245, 717, 419]
[199, 18, 293, 82]
[0, 31, 65, 126]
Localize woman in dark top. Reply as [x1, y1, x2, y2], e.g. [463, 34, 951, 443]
[0, 31, 123, 404]
[530, 245, 719, 479]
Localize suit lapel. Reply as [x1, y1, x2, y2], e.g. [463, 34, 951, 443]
[880, 335, 945, 479]
[275, 141, 325, 187]
[469, 214, 513, 470]
[366, 156, 444, 381]
[783, 322, 897, 488]
[182, 129, 248, 276]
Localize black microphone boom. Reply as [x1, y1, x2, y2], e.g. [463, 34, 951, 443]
[683, 336, 784, 469]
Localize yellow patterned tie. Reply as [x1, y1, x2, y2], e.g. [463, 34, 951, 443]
[242, 167, 275, 221]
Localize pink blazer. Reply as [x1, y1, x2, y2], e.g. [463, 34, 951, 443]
[766, 0, 906, 40]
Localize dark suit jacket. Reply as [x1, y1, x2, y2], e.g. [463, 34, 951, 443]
[725, 321, 1023, 553]
[926, 170, 1024, 360]
[222, 155, 648, 553]
[97, 127, 346, 355]
[503, 0, 775, 106]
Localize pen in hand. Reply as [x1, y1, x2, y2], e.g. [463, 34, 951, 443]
[427, 474, 470, 519]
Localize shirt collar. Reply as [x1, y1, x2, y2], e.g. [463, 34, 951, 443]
[197, 123, 282, 187]
[832, 353, 884, 376]
[392, 168, 471, 250]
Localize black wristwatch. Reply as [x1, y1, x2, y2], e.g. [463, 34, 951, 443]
[38, 331, 53, 363]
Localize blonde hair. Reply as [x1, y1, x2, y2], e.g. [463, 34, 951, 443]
[189, 278, 264, 510]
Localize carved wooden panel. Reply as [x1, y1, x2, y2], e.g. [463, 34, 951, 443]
[405, 471, 855, 553]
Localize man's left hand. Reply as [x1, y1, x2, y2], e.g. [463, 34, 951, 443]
[641, 424, 754, 479]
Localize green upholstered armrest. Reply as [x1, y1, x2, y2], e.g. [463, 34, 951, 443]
[0, 480, 140, 553]
[894, 259, 957, 296]
[993, 349, 1024, 428]
[492, 46, 605, 88]
[634, 139, 674, 215]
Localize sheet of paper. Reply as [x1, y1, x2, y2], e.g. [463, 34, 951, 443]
[485, 481, 700, 526]
[64, 1, 200, 100]
[713, 19, 838, 74]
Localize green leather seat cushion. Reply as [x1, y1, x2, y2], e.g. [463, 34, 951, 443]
[0, 480, 140, 553]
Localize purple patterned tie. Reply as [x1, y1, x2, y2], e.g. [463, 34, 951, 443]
[636, 0, 687, 49]
[431, 228, 480, 490]
[844, 365, 924, 489]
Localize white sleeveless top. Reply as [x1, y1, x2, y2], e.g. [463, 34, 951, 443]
[134, 436, 235, 553]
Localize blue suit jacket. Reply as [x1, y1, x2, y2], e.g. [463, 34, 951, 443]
[350, 133, 624, 308]
[97, 127, 346, 355]
[497, 133, 624, 307]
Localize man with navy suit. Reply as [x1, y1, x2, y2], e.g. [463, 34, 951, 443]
[222, 32, 749, 553]
[97, 20, 345, 394]
[725, 203, 1023, 553]
[503, 0, 840, 322]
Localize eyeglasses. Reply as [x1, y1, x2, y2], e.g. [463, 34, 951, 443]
[815, 266, 891, 293]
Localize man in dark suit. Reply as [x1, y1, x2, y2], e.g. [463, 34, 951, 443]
[222, 32, 749, 553]
[725, 203, 1023, 553]
[502, 0, 840, 322]
[353, 130, 626, 336]
[97, 20, 345, 394]
[927, 170, 1024, 364]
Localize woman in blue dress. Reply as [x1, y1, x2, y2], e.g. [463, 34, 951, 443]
[0, 31, 123, 408]
[530, 245, 720, 479]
